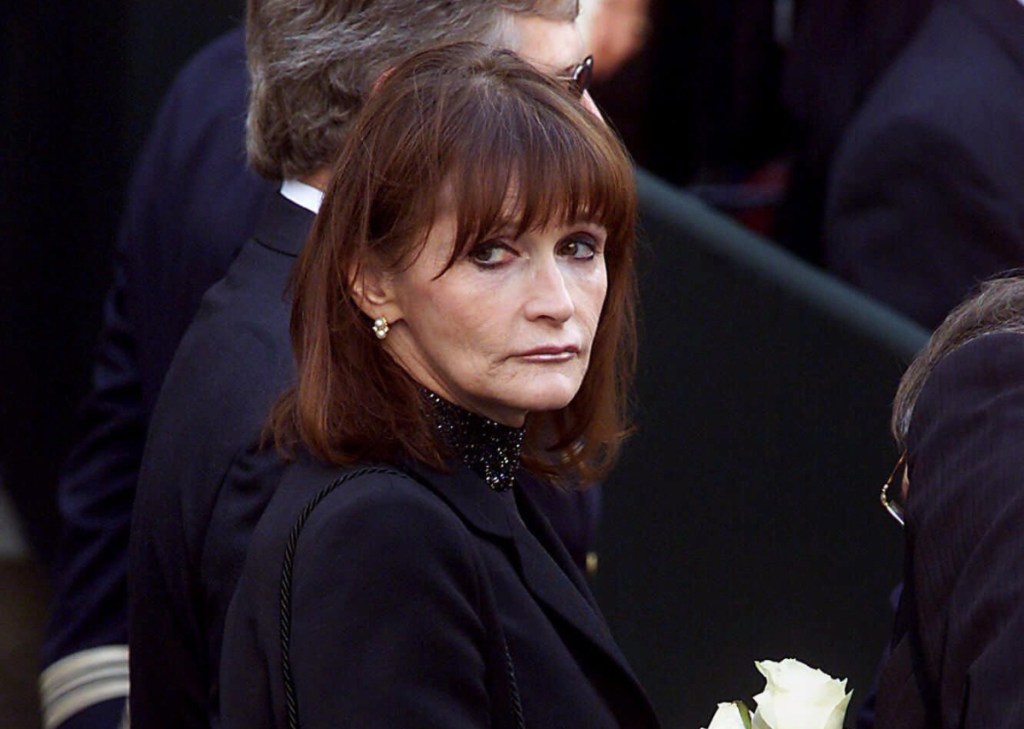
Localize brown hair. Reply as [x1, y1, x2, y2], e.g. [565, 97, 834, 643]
[245, 0, 579, 180]
[892, 271, 1024, 450]
[270, 42, 637, 485]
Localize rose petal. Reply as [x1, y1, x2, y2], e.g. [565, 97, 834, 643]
[751, 659, 852, 729]
[702, 701, 749, 729]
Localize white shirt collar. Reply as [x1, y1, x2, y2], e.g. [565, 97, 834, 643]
[280, 179, 324, 214]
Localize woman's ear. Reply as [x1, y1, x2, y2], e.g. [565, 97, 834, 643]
[348, 263, 403, 324]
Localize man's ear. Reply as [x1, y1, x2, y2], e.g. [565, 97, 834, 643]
[348, 263, 403, 324]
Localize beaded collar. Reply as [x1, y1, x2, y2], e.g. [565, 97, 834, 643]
[421, 389, 525, 492]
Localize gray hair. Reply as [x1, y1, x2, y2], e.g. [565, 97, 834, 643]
[246, 0, 579, 180]
[892, 272, 1024, 449]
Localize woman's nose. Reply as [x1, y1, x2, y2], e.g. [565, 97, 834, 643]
[525, 258, 574, 322]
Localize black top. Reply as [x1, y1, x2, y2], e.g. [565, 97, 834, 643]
[220, 433, 659, 729]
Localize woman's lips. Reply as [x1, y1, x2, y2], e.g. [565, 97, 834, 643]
[515, 345, 580, 363]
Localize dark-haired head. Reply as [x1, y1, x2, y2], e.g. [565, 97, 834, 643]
[271, 42, 637, 485]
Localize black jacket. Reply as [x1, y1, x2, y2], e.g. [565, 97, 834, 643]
[221, 456, 659, 729]
[875, 332, 1024, 728]
[128, 192, 310, 729]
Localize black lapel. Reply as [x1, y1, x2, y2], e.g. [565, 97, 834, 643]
[505, 487, 646, 691]
[514, 475, 604, 614]
[402, 461, 644, 686]
[386, 460, 658, 724]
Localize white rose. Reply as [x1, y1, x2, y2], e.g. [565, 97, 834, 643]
[750, 659, 852, 729]
[701, 701, 750, 729]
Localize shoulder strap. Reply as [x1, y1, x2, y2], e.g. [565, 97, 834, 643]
[279, 466, 403, 729]
[501, 634, 526, 729]
[277, 465, 526, 729]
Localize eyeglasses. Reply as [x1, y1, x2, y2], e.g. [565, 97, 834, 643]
[562, 55, 594, 98]
[880, 452, 908, 527]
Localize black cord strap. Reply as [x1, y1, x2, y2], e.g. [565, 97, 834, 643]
[502, 635, 526, 729]
[279, 466, 402, 729]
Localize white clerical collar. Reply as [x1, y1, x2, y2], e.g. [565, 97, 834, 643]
[280, 179, 324, 214]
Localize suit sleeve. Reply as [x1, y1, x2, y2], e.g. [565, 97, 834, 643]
[286, 478, 492, 729]
[906, 332, 1024, 728]
[825, 118, 1022, 328]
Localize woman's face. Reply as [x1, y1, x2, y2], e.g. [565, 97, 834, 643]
[381, 210, 609, 427]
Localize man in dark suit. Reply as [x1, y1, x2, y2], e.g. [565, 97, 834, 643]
[825, 0, 1024, 329]
[44, 7, 601, 729]
[126, 2, 600, 729]
[874, 276, 1024, 728]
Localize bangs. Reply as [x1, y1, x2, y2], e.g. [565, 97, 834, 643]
[431, 82, 636, 269]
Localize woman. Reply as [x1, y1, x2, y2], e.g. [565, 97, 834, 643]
[219, 42, 659, 729]
[874, 273, 1024, 729]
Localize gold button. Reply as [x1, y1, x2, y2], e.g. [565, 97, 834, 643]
[585, 551, 599, 577]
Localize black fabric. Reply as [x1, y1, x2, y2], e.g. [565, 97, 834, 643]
[221, 456, 659, 729]
[276, 465, 525, 729]
[129, 192, 311, 729]
[826, 0, 1024, 328]
[874, 566, 935, 728]
[875, 332, 1024, 728]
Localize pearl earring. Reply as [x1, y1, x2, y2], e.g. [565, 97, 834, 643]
[371, 316, 389, 340]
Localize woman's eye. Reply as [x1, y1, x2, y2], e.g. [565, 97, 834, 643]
[558, 234, 598, 260]
[468, 240, 516, 267]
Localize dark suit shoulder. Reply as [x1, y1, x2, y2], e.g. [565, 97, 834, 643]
[824, 0, 1024, 327]
[188, 239, 294, 329]
[151, 211, 304, 436]
[844, 3, 1024, 141]
[832, 1, 1024, 200]
[907, 331, 1024, 507]
[159, 28, 247, 134]
[908, 331, 1024, 452]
